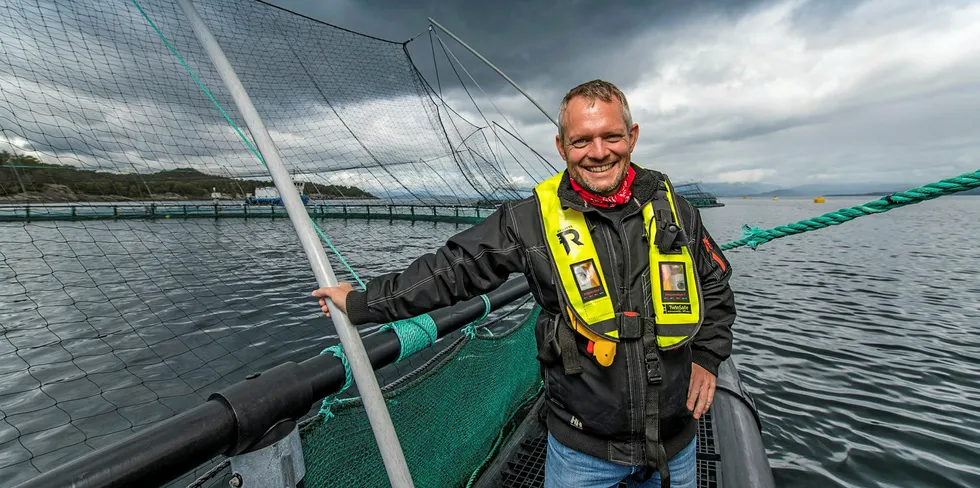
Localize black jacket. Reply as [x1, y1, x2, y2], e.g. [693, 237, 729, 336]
[346, 165, 736, 469]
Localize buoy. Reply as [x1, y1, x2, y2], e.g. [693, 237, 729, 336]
[814, 197, 825, 203]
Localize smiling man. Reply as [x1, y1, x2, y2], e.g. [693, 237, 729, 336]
[313, 79, 736, 488]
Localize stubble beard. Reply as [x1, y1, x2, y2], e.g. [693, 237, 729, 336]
[574, 161, 629, 196]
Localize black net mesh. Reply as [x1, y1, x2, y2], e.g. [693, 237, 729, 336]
[0, 0, 555, 485]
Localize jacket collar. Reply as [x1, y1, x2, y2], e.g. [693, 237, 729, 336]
[556, 163, 663, 212]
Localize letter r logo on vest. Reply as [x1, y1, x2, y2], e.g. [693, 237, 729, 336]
[557, 228, 582, 254]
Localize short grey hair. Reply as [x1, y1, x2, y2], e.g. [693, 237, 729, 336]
[557, 80, 633, 144]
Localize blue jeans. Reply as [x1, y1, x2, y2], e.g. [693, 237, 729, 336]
[544, 432, 697, 488]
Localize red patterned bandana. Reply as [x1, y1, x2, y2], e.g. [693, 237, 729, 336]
[570, 166, 636, 208]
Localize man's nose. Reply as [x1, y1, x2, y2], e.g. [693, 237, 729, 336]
[587, 138, 609, 160]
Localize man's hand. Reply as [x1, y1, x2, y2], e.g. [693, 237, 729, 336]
[311, 282, 354, 317]
[687, 363, 717, 420]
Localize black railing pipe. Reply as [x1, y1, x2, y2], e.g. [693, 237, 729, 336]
[14, 277, 532, 488]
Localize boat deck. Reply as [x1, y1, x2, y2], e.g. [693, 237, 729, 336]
[475, 396, 721, 488]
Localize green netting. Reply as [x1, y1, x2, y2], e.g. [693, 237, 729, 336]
[300, 306, 542, 488]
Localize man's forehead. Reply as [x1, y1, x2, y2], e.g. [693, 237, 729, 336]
[568, 96, 619, 112]
[564, 100, 627, 133]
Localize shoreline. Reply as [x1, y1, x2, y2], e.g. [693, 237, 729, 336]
[0, 190, 379, 204]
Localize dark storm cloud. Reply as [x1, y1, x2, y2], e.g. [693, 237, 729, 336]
[264, 0, 771, 115]
[279, 0, 980, 187]
[2, 0, 979, 190]
[1, 0, 467, 180]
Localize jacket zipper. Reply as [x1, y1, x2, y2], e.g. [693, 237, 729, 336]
[619, 204, 646, 456]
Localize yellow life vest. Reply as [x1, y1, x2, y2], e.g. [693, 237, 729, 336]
[533, 171, 703, 366]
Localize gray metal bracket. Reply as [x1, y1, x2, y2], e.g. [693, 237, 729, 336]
[229, 427, 305, 488]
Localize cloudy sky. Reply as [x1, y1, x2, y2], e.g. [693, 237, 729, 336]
[264, 0, 980, 188]
[1, 0, 978, 197]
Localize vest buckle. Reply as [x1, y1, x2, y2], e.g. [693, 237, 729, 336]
[645, 351, 663, 385]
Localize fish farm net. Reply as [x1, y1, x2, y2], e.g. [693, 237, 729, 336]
[0, 0, 553, 485]
[300, 306, 543, 488]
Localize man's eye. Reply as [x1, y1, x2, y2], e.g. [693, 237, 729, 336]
[572, 140, 588, 148]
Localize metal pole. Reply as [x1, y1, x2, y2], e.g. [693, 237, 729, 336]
[427, 17, 558, 128]
[172, 2, 415, 487]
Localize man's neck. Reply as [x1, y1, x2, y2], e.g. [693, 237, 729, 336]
[570, 166, 636, 208]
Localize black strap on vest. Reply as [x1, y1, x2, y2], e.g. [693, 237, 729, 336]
[579, 312, 645, 340]
[640, 328, 671, 487]
[650, 188, 690, 254]
[556, 320, 582, 375]
[556, 312, 644, 374]
[618, 313, 643, 339]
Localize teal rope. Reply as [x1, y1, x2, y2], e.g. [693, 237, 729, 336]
[134, 0, 365, 287]
[721, 169, 980, 251]
[379, 315, 438, 362]
[462, 295, 493, 339]
[312, 221, 366, 289]
[317, 344, 353, 420]
[131, 0, 263, 163]
[377, 293, 493, 366]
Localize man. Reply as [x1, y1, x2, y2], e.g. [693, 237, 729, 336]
[313, 80, 736, 488]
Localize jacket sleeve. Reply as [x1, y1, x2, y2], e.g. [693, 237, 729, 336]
[345, 203, 526, 326]
[688, 205, 737, 377]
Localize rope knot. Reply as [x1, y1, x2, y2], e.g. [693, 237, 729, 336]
[739, 225, 772, 250]
[317, 344, 352, 419]
[462, 295, 492, 339]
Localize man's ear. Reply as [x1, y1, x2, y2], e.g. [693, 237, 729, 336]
[555, 134, 567, 162]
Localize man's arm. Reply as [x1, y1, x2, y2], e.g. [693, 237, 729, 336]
[689, 206, 737, 376]
[677, 201, 737, 419]
[341, 203, 527, 326]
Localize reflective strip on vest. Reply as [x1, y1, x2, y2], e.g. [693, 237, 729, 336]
[643, 184, 703, 348]
[535, 173, 618, 338]
[534, 171, 703, 349]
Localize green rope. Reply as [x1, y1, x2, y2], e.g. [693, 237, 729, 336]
[379, 315, 438, 362]
[134, 0, 365, 288]
[317, 344, 353, 420]
[462, 295, 493, 339]
[721, 169, 980, 251]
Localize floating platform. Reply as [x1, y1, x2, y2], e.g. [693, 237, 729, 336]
[0, 203, 492, 224]
[0, 191, 730, 225]
[675, 182, 726, 208]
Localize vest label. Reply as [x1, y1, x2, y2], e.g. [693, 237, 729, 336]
[663, 303, 692, 314]
[571, 259, 606, 302]
[659, 262, 690, 303]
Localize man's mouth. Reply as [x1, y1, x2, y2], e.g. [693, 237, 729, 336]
[585, 162, 615, 173]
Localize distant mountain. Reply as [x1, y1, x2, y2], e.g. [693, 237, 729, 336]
[0, 153, 376, 202]
[380, 177, 980, 201]
[697, 182, 782, 197]
[697, 181, 943, 198]
[381, 187, 533, 202]
[749, 182, 919, 197]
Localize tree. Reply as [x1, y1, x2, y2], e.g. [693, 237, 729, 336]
[0, 150, 29, 194]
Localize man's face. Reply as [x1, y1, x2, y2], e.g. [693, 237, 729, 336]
[555, 96, 639, 195]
